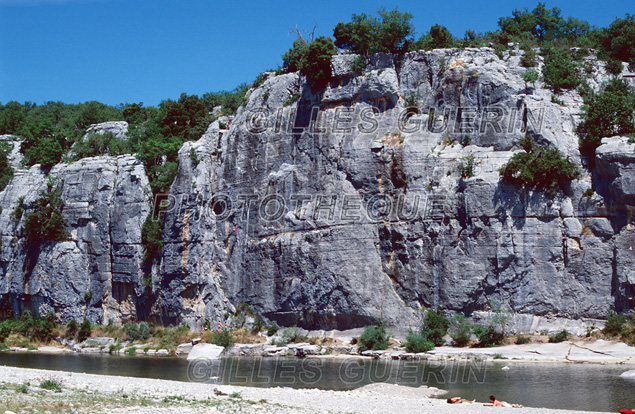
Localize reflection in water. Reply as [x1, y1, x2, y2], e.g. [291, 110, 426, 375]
[1, 353, 634, 412]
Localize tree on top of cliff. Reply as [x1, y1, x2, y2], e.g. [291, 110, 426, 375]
[498, 2, 590, 43]
[411, 24, 456, 51]
[593, 14, 635, 65]
[333, 7, 415, 55]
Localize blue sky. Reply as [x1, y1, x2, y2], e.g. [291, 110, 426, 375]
[0, 0, 632, 106]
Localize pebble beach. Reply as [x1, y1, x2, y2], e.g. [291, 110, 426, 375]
[0, 365, 617, 414]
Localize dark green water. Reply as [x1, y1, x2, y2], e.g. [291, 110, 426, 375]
[1, 353, 634, 412]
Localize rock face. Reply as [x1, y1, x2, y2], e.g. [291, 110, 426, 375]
[0, 155, 151, 322]
[0, 47, 634, 330]
[83, 121, 129, 141]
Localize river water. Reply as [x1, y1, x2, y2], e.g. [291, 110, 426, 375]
[1, 353, 634, 412]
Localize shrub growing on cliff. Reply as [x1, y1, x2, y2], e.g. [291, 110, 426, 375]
[141, 215, 163, 263]
[542, 50, 580, 93]
[282, 38, 309, 73]
[412, 24, 455, 51]
[522, 68, 539, 89]
[499, 136, 579, 195]
[593, 14, 635, 65]
[358, 321, 389, 351]
[24, 183, 68, 246]
[0, 141, 14, 192]
[577, 78, 635, 157]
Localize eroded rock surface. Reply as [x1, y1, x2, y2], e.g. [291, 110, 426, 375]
[1, 48, 634, 330]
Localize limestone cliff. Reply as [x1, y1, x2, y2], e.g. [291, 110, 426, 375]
[1, 46, 634, 332]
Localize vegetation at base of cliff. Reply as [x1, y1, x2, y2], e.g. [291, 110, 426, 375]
[0, 311, 57, 344]
[499, 136, 580, 195]
[24, 181, 69, 246]
[404, 307, 451, 352]
[357, 320, 389, 351]
[449, 314, 473, 347]
[602, 310, 635, 345]
[577, 78, 635, 157]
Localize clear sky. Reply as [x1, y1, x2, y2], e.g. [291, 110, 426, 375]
[0, 0, 632, 107]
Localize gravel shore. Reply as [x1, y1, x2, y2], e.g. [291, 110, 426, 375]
[0, 365, 616, 414]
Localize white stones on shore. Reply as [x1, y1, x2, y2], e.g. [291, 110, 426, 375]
[620, 369, 635, 378]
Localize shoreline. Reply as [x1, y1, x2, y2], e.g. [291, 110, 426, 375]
[0, 365, 619, 414]
[3, 338, 635, 366]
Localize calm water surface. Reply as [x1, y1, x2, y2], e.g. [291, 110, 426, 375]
[1, 353, 634, 412]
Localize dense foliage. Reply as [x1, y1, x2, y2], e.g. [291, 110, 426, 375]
[542, 50, 580, 92]
[24, 182, 69, 246]
[0, 311, 56, 343]
[358, 321, 389, 351]
[499, 136, 580, 195]
[603, 310, 630, 337]
[141, 215, 163, 263]
[473, 325, 505, 347]
[403, 307, 450, 352]
[404, 329, 435, 353]
[0, 141, 14, 193]
[333, 8, 415, 55]
[449, 314, 473, 347]
[301, 37, 338, 91]
[577, 78, 635, 157]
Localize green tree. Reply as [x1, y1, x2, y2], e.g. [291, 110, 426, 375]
[578, 78, 635, 156]
[141, 215, 163, 263]
[449, 314, 473, 347]
[358, 321, 389, 351]
[498, 3, 589, 43]
[300, 36, 337, 91]
[0, 101, 32, 135]
[593, 14, 635, 65]
[282, 37, 310, 72]
[426, 24, 455, 50]
[24, 182, 69, 245]
[159, 93, 210, 141]
[542, 50, 580, 93]
[333, 8, 414, 55]
[0, 141, 14, 192]
[404, 329, 435, 353]
[77, 318, 92, 343]
[334, 13, 380, 55]
[376, 7, 415, 53]
[522, 68, 539, 88]
[421, 307, 449, 346]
